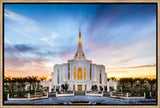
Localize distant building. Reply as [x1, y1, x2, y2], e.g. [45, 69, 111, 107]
[52, 29, 107, 91]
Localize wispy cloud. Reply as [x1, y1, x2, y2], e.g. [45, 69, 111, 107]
[5, 9, 42, 38]
[121, 64, 156, 69]
[31, 60, 46, 66]
[5, 9, 35, 25]
[41, 32, 59, 46]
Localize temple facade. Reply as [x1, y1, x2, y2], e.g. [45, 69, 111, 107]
[52, 29, 107, 91]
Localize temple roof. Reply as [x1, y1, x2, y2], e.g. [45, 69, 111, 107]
[74, 28, 86, 60]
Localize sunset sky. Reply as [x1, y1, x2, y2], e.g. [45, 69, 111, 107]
[4, 4, 156, 78]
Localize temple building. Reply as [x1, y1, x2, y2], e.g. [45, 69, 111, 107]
[52, 29, 107, 91]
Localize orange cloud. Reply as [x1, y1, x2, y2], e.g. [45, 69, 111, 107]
[121, 64, 156, 69]
[31, 60, 45, 66]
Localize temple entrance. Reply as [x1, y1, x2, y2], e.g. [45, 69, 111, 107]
[78, 85, 82, 91]
[78, 68, 82, 79]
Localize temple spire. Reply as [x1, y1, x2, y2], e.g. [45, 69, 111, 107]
[78, 28, 82, 52]
[74, 28, 86, 60]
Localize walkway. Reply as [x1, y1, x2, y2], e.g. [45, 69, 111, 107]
[4, 96, 156, 105]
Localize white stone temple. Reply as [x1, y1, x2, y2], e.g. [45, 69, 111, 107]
[52, 29, 107, 91]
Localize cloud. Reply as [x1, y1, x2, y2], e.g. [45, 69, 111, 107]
[5, 43, 58, 70]
[4, 55, 30, 69]
[5, 9, 42, 38]
[121, 64, 156, 69]
[41, 32, 59, 46]
[5, 44, 35, 54]
[107, 70, 128, 73]
[31, 60, 46, 66]
[14, 44, 35, 52]
[5, 9, 35, 25]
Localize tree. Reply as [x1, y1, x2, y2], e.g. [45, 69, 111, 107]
[104, 86, 107, 92]
[5, 77, 12, 95]
[107, 78, 110, 82]
[147, 78, 156, 96]
[91, 85, 94, 91]
[41, 77, 47, 81]
[94, 85, 97, 91]
[111, 77, 116, 81]
[136, 78, 146, 95]
[4, 76, 10, 91]
[64, 83, 69, 92]
[119, 78, 126, 91]
[22, 77, 28, 93]
[36, 77, 40, 90]
[8, 77, 17, 97]
[126, 78, 137, 95]
[128, 78, 136, 88]
[32, 76, 38, 92]
[100, 86, 103, 91]
[61, 84, 65, 92]
[28, 76, 33, 93]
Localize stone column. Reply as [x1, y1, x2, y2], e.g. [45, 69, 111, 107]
[107, 84, 110, 92]
[82, 84, 85, 91]
[60, 86, 61, 91]
[75, 84, 77, 91]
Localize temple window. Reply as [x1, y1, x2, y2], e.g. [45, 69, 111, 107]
[57, 69, 60, 84]
[99, 70, 102, 84]
[74, 68, 76, 79]
[78, 68, 82, 79]
[84, 68, 86, 79]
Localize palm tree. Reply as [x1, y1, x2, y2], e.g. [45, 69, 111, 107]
[4, 76, 9, 91]
[16, 77, 21, 94]
[119, 78, 126, 91]
[41, 77, 47, 81]
[128, 78, 136, 88]
[127, 78, 136, 95]
[36, 77, 41, 90]
[22, 77, 28, 94]
[32, 76, 37, 92]
[10, 77, 17, 96]
[136, 78, 148, 95]
[28, 76, 33, 93]
[111, 77, 116, 81]
[147, 78, 156, 96]
[5, 77, 11, 94]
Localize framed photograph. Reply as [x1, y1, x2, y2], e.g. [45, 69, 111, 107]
[0, 0, 159, 107]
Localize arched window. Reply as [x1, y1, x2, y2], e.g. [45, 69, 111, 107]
[74, 68, 76, 79]
[84, 68, 86, 79]
[73, 85, 75, 90]
[57, 69, 60, 84]
[68, 63, 70, 79]
[99, 70, 102, 84]
[78, 68, 82, 79]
